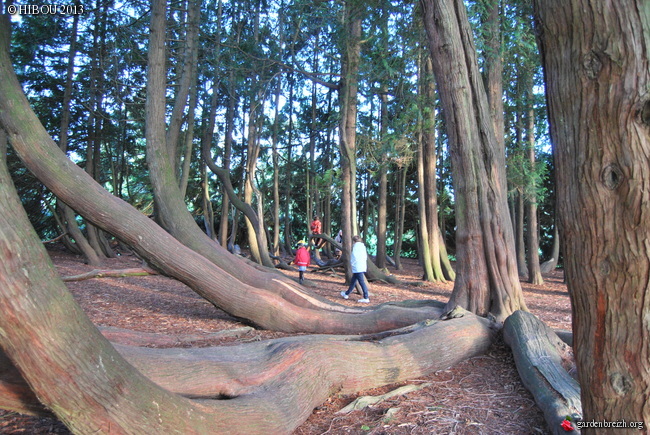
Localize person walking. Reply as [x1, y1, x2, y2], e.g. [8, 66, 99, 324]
[293, 240, 310, 284]
[340, 235, 370, 303]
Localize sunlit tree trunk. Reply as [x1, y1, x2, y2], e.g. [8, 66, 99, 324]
[421, 0, 526, 321]
[420, 54, 447, 282]
[535, 0, 650, 427]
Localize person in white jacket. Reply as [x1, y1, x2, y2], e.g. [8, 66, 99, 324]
[340, 235, 370, 303]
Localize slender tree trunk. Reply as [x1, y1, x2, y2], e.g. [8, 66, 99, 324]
[338, 2, 362, 281]
[535, 0, 650, 426]
[417, 129, 435, 281]
[421, 54, 446, 282]
[219, 74, 236, 247]
[483, 0, 504, 152]
[526, 107, 543, 284]
[201, 163, 215, 239]
[55, 14, 102, 266]
[516, 190, 528, 276]
[166, 0, 200, 173]
[179, 78, 199, 197]
[393, 166, 407, 270]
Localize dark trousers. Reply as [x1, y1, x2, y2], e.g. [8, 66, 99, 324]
[345, 272, 369, 299]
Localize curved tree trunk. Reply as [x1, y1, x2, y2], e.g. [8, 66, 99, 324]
[420, 0, 527, 322]
[534, 0, 650, 427]
[0, 19, 442, 335]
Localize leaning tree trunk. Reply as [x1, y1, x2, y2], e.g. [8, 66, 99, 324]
[534, 0, 650, 428]
[420, 0, 527, 322]
[0, 19, 443, 335]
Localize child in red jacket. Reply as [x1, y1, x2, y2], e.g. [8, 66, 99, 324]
[294, 240, 311, 284]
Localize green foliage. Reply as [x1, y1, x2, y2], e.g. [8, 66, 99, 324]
[6, 0, 553, 260]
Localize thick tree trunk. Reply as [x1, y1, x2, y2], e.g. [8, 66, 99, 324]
[420, 0, 526, 322]
[534, 0, 650, 428]
[504, 311, 581, 434]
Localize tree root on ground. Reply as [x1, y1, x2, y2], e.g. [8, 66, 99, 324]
[503, 310, 582, 434]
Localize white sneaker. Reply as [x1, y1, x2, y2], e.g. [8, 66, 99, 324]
[358, 298, 370, 303]
[340, 291, 349, 300]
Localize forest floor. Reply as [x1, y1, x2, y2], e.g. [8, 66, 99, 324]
[0, 245, 572, 434]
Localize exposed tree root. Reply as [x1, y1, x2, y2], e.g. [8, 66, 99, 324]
[503, 310, 582, 434]
[0, 314, 496, 433]
[61, 267, 157, 282]
[336, 383, 432, 414]
[98, 326, 255, 347]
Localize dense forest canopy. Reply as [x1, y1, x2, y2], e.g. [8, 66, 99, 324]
[7, 0, 553, 266]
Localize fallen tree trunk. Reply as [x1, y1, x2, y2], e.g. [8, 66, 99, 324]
[503, 310, 582, 434]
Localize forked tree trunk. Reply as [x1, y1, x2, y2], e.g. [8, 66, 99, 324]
[420, 0, 526, 322]
[534, 0, 650, 427]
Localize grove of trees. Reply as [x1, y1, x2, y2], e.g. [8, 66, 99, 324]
[0, 0, 648, 432]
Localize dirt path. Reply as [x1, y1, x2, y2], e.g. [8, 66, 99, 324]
[0, 247, 570, 434]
